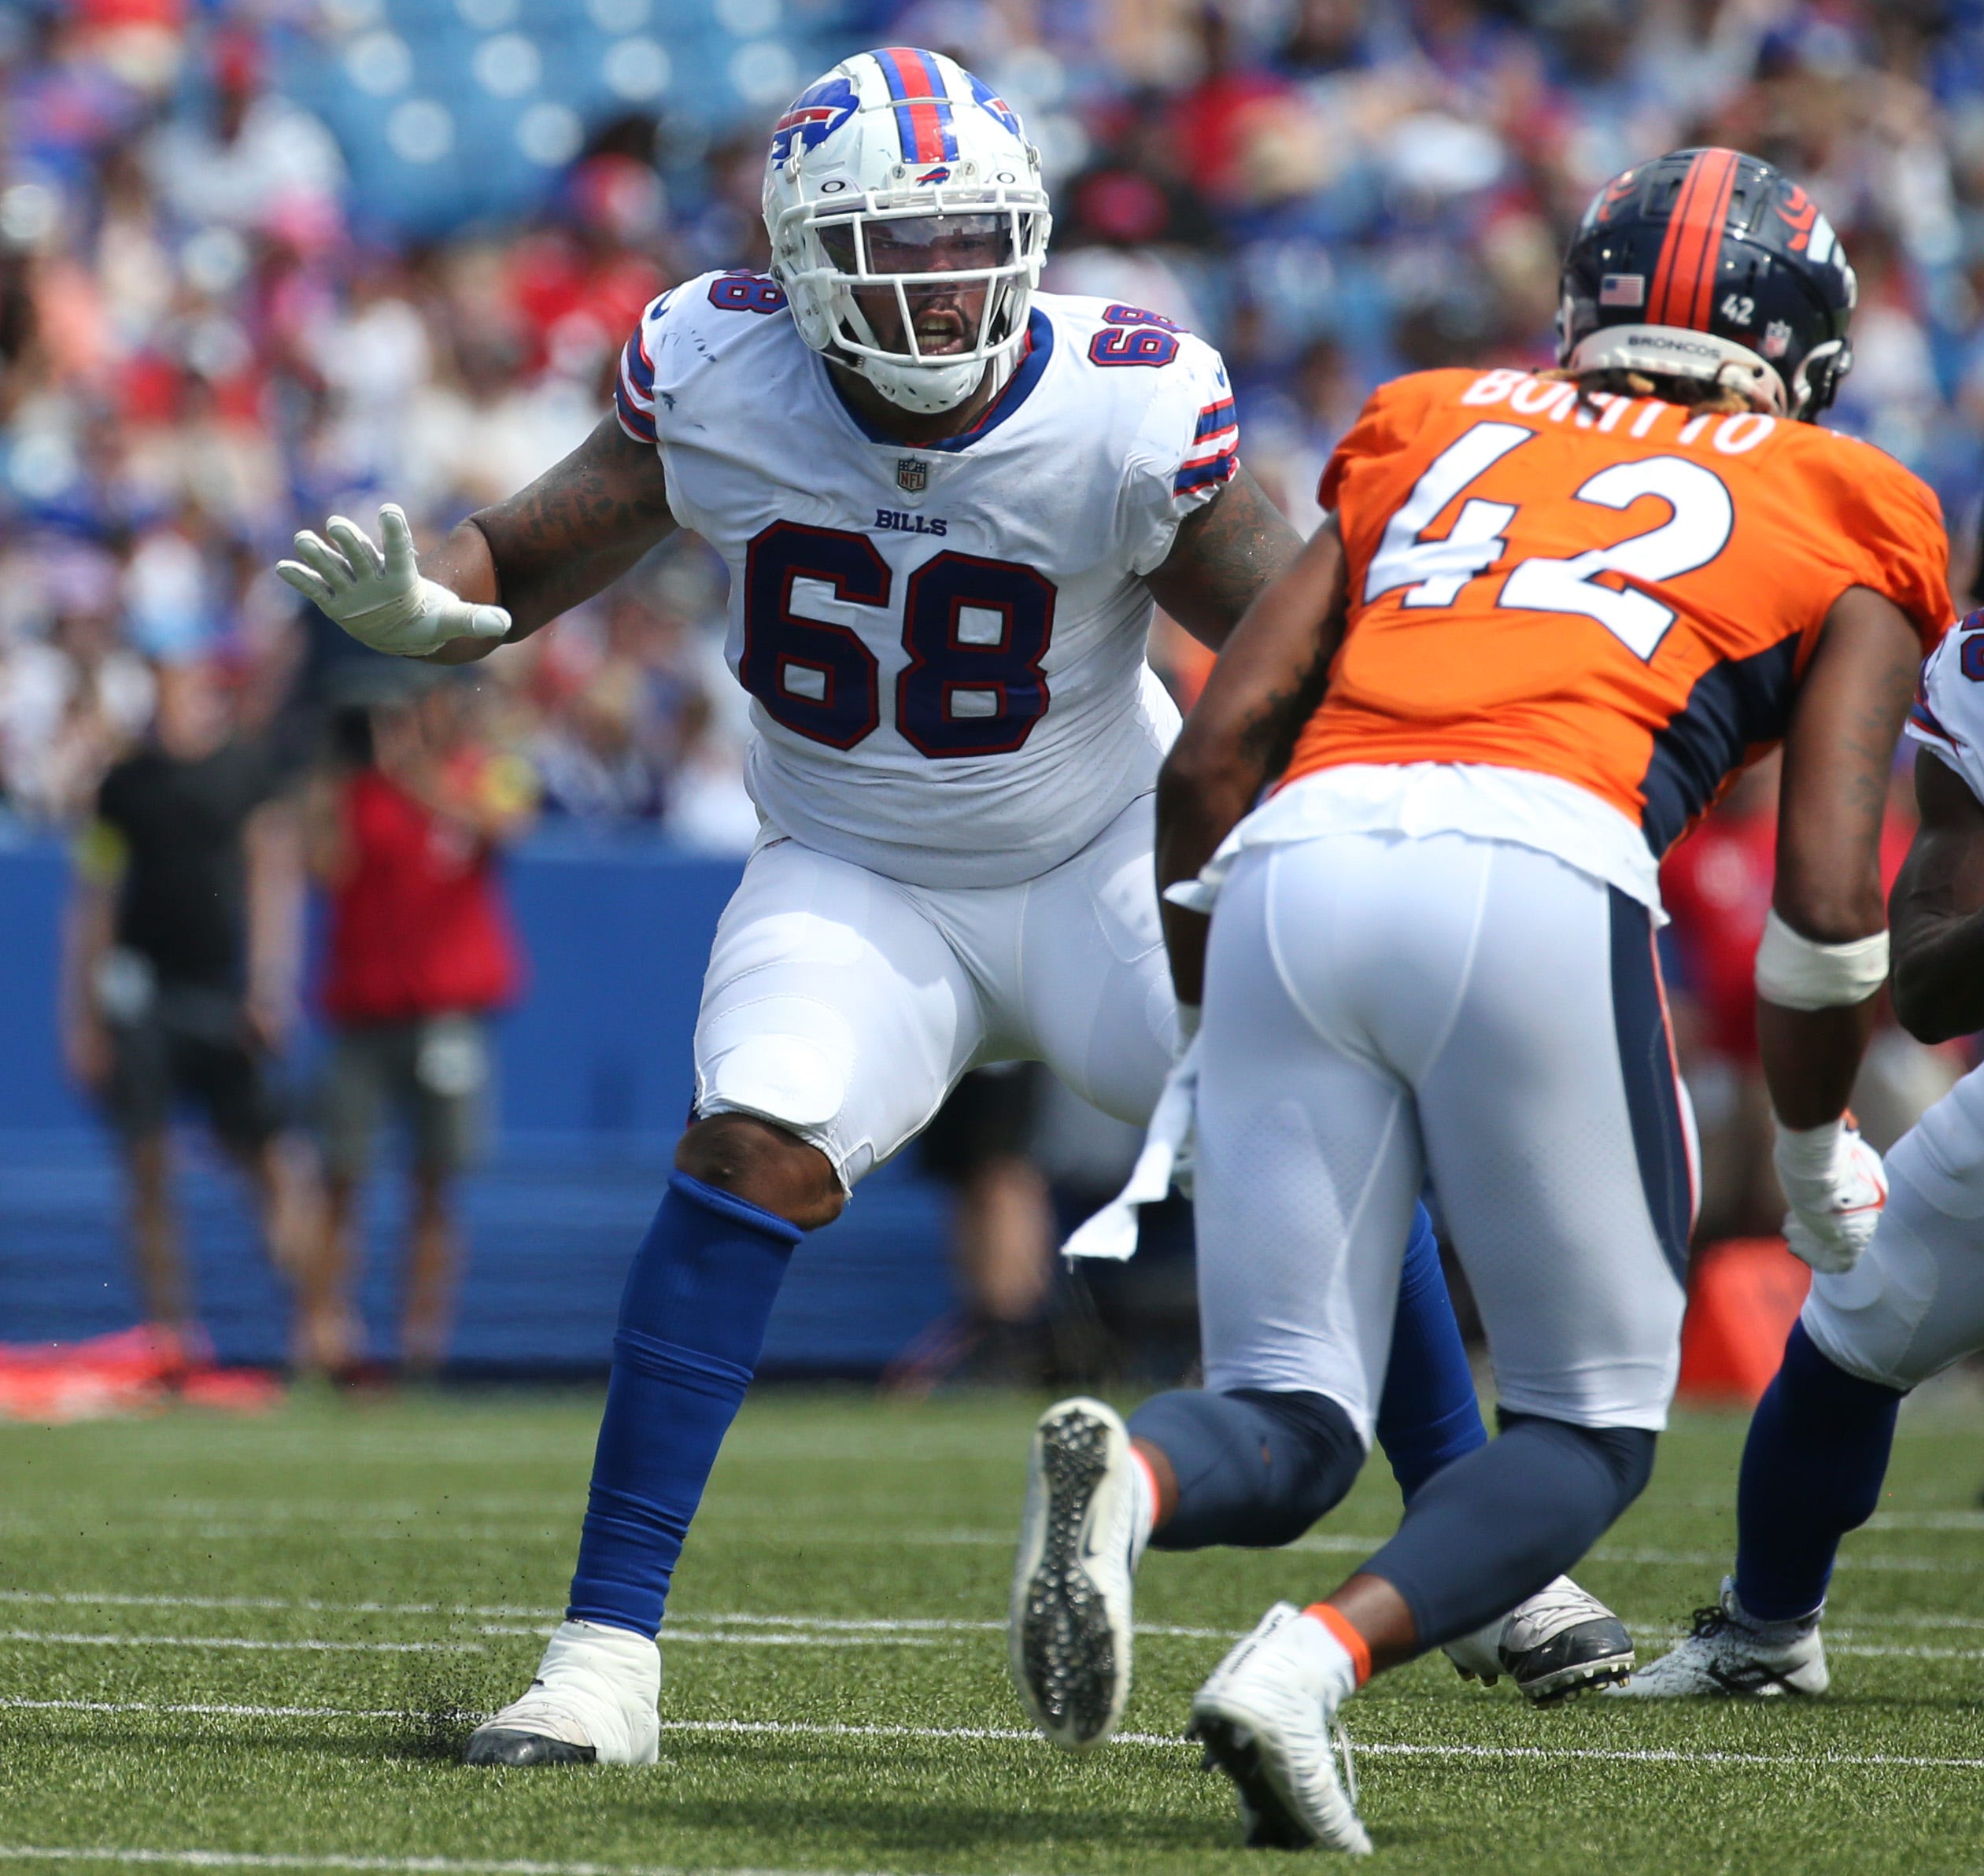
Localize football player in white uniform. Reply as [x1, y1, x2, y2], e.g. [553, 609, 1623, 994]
[1625, 611, 1983, 1698]
[278, 47, 1620, 1768]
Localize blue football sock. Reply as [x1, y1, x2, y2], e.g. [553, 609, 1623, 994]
[566, 1172, 802, 1637]
[1374, 1202, 1487, 1501]
[1361, 1414, 1656, 1649]
[1734, 1320, 1904, 1623]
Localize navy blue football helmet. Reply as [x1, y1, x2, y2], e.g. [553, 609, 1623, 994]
[1558, 147, 1856, 422]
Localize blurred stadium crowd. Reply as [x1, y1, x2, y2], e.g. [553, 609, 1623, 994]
[2, 0, 1982, 1380]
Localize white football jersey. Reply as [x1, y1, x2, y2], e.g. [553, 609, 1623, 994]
[1908, 613, 1984, 805]
[1897, 612, 1984, 1204]
[615, 274, 1240, 887]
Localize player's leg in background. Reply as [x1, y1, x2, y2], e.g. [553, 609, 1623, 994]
[105, 1010, 194, 1341]
[466, 837, 989, 1767]
[310, 1026, 388, 1376]
[888, 1063, 1055, 1391]
[201, 1016, 331, 1372]
[398, 1014, 491, 1376]
[1630, 1105, 1984, 1694]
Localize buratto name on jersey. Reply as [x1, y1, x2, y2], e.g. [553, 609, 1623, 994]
[615, 273, 1239, 889]
[1289, 362, 1949, 859]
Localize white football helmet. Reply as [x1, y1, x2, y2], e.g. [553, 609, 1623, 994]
[763, 46, 1051, 415]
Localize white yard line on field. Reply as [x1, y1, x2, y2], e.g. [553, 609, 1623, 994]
[0, 1846, 879, 1876]
[0, 1700, 410, 1720]
[6, 1700, 1984, 1771]
[480, 1632, 944, 1650]
[0, 1631, 477, 1655]
[0, 1592, 545, 1619]
[0, 1595, 1233, 1642]
[9, 1605, 1984, 1658]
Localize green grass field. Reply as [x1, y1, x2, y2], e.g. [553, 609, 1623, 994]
[2, 1387, 1982, 1876]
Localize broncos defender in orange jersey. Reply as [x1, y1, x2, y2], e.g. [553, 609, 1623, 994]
[1027, 148, 1951, 1851]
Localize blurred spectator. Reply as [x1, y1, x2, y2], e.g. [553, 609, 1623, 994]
[889, 1063, 1058, 1390]
[5, 0, 1981, 854]
[305, 673, 534, 1376]
[57, 651, 324, 1365]
[142, 29, 344, 238]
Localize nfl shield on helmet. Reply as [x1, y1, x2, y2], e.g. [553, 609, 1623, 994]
[762, 46, 1052, 417]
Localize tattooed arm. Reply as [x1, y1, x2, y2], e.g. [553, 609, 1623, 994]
[423, 415, 678, 664]
[1155, 515, 1349, 1007]
[1143, 464, 1305, 651]
[1757, 585, 1924, 1126]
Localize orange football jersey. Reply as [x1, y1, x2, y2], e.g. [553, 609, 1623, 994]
[1284, 367, 1951, 855]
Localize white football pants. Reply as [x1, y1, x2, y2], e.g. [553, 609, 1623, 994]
[1194, 830, 1694, 1442]
[693, 795, 1177, 1187]
[1802, 1065, 1984, 1390]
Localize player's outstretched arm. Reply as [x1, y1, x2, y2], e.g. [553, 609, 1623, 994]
[1762, 584, 1923, 1123]
[279, 415, 676, 663]
[1889, 748, 1984, 1043]
[1155, 515, 1348, 1006]
[1761, 583, 1923, 1273]
[1143, 464, 1304, 651]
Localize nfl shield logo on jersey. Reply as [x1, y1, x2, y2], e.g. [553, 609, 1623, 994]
[896, 457, 929, 494]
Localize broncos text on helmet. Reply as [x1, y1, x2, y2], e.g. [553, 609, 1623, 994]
[1558, 146, 1856, 421]
[762, 47, 1052, 417]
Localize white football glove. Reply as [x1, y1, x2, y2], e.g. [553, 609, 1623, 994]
[1773, 1117, 1888, 1276]
[275, 504, 511, 658]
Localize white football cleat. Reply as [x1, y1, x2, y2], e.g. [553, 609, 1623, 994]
[464, 1618, 663, 1766]
[1008, 1397, 1143, 1751]
[1190, 1603, 1373, 1855]
[1612, 1579, 1828, 1698]
[1443, 1575, 1635, 1703]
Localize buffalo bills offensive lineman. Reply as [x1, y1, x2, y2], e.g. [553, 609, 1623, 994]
[278, 49, 1623, 1767]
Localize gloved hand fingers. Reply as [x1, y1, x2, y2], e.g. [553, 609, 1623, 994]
[460, 603, 512, 642]
[289, 531, 355, 589]
[325, 515, 386, 580]
[378, 503, 418, 581]
[275, 561, 335, 607]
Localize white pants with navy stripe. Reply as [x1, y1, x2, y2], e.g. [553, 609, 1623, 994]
[1802, 1065, 1984, 1390]
[1194, 830, 1694, 1444]
[693, 794, 1177, 1188]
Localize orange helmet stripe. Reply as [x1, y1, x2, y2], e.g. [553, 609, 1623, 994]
[1647, 148, 1740, 330]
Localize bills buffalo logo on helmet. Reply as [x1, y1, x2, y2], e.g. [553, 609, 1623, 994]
[968, 72, 1022, 137]
[770, 76, 859, 164]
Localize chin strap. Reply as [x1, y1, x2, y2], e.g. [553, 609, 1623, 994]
[859, 335, 1020, 417]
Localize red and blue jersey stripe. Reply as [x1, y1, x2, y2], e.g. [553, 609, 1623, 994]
[1174, 395, 1240, 498]
[614, 297, 667, 445]
[874, 46, 958, 165]
[1908, 685, 1959, 752]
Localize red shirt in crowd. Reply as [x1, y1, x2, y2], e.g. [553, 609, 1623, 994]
[1662, 785, 1915, 1064]
[320, 763, 523, 1025]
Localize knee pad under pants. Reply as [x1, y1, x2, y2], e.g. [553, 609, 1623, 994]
[1131, 1387, 1364, 1551]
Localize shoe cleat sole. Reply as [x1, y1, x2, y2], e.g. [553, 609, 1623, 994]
[1188, 1714, 1316, 1852]
[1016, 1405, 1121, 1749]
